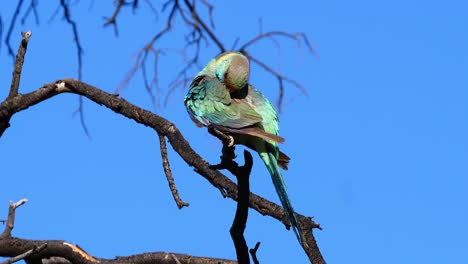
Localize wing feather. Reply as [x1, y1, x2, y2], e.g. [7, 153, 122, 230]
[185, 75, 263, 128]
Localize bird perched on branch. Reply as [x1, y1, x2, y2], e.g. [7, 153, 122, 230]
[184, 51, 301, 242]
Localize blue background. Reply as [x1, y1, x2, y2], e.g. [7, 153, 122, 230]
[1, 1, 467, 263]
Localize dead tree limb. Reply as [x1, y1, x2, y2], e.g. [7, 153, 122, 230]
[6, 30, 31, 100]
[158, 132, 190, 209]
[0, 77, 325, 263]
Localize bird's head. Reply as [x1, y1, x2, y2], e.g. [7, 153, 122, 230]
[213, 51, 250, 92]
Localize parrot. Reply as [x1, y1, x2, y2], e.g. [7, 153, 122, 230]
[184, 51, 301, 242]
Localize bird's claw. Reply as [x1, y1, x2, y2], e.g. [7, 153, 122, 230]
[227, 135, 234, 147]
[207, 125, 235, 147]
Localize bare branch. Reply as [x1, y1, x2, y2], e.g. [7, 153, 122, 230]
[21, 0, 40, 25]
[182, 0, 225, 52]
[199, 0, 215, 28]
[249, 242, 261, 264]
[203, 128, 253, 263]
[71, 96, 92, 139]
[0, 237, 236, 264]
[0, 244, 47, 264]
[237, 31, 316, 112]
[1, 198, 28, 239]
[6, 30, 31, 100]
[229, 150, 253, 264]
[0, 78, 325, 263]
[59, 0, 83, 80]
[103, 0, 135, 37]
[58, 0, 91, 137]
[143, 0, 158, 17]
[0, 201, 233, 263]
[116, 0, 179, 98]
[158, 132, 189, 209]
[240, 31, 315, 54]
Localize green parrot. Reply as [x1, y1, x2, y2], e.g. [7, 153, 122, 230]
[184, 51, 301, 242]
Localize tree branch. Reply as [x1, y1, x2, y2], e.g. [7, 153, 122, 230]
[0, 243, 47, 264]
[103, 0, 125, 36]
[0, 78, 325, 263]
[0, 201, 235, 264]
[59, 0, 82, 81]
[6, 30, 31, 100]
[0, 237, 236, 264]
[229, 150, 253, 264]
[249, 242, 261, 264]
[158, 132, 190, 209]
[182, 0, 225, 52]
[0, 199, 28, 239]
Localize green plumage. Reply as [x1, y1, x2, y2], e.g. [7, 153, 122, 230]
[184, 51, 300, 242]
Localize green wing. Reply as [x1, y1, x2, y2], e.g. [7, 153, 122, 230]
[185, 75, 263, 128]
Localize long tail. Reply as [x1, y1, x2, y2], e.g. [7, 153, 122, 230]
[259, 151, 301, 243]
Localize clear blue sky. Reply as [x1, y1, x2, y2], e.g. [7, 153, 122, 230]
[1, 1, 467, 263]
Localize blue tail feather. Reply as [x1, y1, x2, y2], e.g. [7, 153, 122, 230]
[260, 151, 301, 243]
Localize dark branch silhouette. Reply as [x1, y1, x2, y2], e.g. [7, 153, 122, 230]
[249, 242, 261, 264]
[208, 127, 254, 263]
[228, 150, 253, 264]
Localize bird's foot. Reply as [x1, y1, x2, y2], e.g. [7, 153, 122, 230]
[207, 125, 234, 147]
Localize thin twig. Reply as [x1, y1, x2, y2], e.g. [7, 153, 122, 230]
[115, 0, 222, 110]
[59, 0, 83, 80]
[21, 0, 40, 25]
[199, 0, 215, 28]
[59, 0, 90, 138]
[158, 132, 189, 209]
[0, 244, 47, 264]
[240, 31, 315, 54]
[183, 0, 225, 52]
[249, 242, 261, 264]
[238, 31, 315, 112]
[116, 0, 178, 96]
[6, 30, 32, 100]
[0, 198, 28, 238]
[103, 0, 128, 36]
[72, 96, 92, 139]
